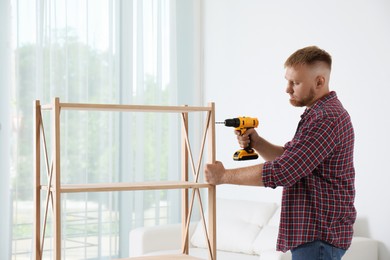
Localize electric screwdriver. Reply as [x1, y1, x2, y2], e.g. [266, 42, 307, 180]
[216, 117, 259, 161]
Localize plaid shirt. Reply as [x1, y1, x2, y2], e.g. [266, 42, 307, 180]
[262, 91, 356, 252]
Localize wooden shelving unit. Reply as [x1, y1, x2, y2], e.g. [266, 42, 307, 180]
[34, 98, 216, 260]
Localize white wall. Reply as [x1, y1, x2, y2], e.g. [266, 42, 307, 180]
[203, 0, 390, 259]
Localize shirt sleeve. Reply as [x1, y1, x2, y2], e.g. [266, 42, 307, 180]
[262, 117, 338, 188]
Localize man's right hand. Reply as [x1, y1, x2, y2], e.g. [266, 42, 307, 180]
[236, 129, 285, 162]
[235, 128, 260, 151]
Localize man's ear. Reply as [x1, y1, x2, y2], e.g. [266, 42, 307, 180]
[316, 76, 325, 88]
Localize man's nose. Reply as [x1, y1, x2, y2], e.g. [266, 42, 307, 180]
[286, 84, 292, 94]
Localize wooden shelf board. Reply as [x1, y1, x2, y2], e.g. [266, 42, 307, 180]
[118, 254, 205, 260]
[41, 102, 211, 113]
[35, 98, 216, 260]
[41, 181, 211, 193]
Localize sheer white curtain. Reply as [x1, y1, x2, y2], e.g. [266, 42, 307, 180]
[0, 1, 12, 260]
[7, 0, 201, 258]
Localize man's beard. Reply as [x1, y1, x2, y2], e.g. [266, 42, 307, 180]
[289, 88, 316, 107]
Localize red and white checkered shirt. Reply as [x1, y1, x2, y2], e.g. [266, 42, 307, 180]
[262, 91, 356, 252]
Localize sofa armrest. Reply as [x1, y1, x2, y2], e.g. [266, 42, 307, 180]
[129, 223, 196, 257]
[343, 236, 378, 260]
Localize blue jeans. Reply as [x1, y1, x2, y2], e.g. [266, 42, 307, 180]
[291, 240, 346, 260]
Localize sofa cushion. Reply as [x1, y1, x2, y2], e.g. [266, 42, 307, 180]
[190, 198, 277, 254]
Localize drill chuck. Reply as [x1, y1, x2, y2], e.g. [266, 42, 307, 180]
[224, 118, 241, 127]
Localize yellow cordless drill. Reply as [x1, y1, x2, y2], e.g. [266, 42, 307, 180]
[216, 117, 259, 161]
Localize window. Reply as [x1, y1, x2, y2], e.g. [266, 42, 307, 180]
[6, 0, 202, 258]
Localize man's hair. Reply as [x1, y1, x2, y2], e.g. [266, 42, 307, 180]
[284, 46, 332, 70]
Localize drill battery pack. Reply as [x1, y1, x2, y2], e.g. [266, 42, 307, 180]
[233, 148, 259, 161]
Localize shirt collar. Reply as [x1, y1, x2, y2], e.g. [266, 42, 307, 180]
[301, 91, 337, 120]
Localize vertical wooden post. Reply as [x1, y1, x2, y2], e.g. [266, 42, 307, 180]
[181, 109, 189, 254]
[33, 100, 41, 260]
[207, 102, 216, 260]
[52, 97, 61, 259]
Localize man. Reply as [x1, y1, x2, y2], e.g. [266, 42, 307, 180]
[204, 46, 356, 260]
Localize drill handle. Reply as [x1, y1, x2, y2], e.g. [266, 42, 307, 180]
[236, 127, 253, 136]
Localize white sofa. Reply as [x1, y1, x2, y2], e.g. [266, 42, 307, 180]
[129, 199, 378, 260]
